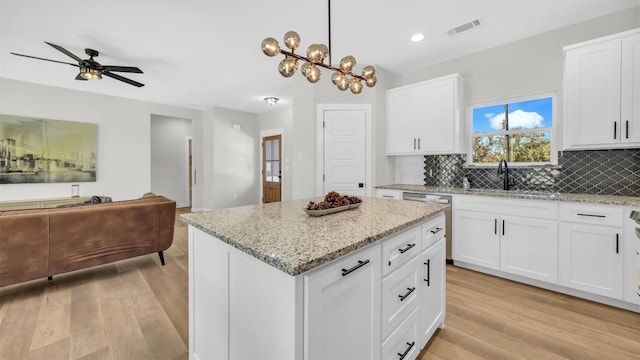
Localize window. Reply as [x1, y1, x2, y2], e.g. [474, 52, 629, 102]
[469, 92, 556, 166]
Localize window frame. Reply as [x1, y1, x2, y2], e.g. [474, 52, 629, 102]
[466, 91, 558, 167]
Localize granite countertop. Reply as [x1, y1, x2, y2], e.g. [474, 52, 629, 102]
[180, 196, 448, 276]
[376, 184, 640, 207]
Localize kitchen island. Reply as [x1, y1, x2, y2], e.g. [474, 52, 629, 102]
[181, 196, 449, 360]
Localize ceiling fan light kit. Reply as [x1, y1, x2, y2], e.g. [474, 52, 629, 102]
[11, 42, 144, 87]
[261, 0, 376, 94]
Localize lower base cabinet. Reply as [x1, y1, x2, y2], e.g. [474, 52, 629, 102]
[305, 243, 382, 360]
[559, 222, 624, 299]
[420, 238, 446, 346]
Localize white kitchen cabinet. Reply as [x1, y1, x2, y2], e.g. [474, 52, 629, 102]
[386, 74, 464, 155]
[558, 204, 624, 299]
[501, 215, 558, 283]
[305, 243, 381, 360]
[454, 196, 559, 282]
[453, 209, 500, 270]
[375, 188, 402, 200]
[564, 28, 640, 149]
[420, 238, 445, 347]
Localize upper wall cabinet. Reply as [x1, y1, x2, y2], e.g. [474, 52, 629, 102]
[386, 74, 464, 155]
[564, 28, 640, 150]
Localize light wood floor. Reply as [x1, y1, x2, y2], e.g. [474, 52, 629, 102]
[1, 208, 639, 359]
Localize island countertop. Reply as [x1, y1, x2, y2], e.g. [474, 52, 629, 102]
[180, 196, 448, 276]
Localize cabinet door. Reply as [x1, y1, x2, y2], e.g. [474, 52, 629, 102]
[564, 39, 622, 148]
[621, 33, 640, 143]
[500, 216, 558, 283]
[420, 239, 445, 347]
[386, 87, 417, 155]
[305, 244, 381, 360]
[416, 76, 461, 154]
[558, 223, 623, 299]
[453, 210, 500, 269]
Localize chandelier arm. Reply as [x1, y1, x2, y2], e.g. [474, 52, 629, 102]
[279, 49, 366, 81]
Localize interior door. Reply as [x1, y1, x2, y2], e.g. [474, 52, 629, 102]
[323, 110, 366, 196]
[262, 135, 282, 203]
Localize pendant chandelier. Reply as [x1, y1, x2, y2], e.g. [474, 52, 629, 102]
[261, 0, 376, 94]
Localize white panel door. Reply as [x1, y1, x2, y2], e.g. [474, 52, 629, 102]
[621, 33, 640, 143]
[323, 110, 366, 196]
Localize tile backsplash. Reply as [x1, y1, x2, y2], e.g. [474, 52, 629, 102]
[423, 149, 640, 196]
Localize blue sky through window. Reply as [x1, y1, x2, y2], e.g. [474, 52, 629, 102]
[472, 97, 553, 133]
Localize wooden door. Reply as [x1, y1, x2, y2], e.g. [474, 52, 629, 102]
[262, 135, 281, 203]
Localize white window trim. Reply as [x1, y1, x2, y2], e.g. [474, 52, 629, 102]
[466, 91, 558, 167]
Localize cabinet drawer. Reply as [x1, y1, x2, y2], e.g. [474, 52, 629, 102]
[455, 195, 558, 219]
[559, 203, 623, 227]
[422, 213, 445, 250]
[383, 225, 421, 276]
[381, 306, 420, 360]
[375, 189, 402, 200]
[382, 256, 420, 340]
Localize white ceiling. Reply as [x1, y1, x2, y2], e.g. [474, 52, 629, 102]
[1, 0, 639, 114]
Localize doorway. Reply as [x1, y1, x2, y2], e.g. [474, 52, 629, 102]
[262, 134, 282, 203]
[316, 104, 373, 197]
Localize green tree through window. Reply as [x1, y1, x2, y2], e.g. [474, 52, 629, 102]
[470, 94, 555, 165]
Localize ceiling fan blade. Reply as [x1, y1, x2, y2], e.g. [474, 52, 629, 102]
[10, 52, 79, 67]
[45, 42, 83, 62]
[102, 65, 143, 73]
[102, 71, 144, 87]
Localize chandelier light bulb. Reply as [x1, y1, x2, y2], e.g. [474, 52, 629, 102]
[361, 65, 375, 80]
[261, 37, 281, 57]
[301, 62, 312, 77]
[331, 71, 344, 85]
[306, 64, 321, 83]
[336, 75, 349, 91]
[350, 77, 363, 94]
[283, 31, 301, 51]
[339, 55, 356, 73]
[365, 76, 377, 87]
[278, 56, 298, 77]
[307, 44, 325, 64]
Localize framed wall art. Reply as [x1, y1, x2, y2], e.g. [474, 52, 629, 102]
[0, 114, 97, 184]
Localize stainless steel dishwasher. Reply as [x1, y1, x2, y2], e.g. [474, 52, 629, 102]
[402, 192, 453, 263]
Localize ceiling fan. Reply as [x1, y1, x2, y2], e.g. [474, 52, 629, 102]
[10, 42, 144, 87]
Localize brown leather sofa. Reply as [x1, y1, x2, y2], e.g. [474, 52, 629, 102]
[0, 194, 176, 287]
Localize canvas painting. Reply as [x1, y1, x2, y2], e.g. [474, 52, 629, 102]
[0, 114, 97, 184]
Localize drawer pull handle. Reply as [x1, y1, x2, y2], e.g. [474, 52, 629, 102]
[398, 243, 416, 254]
[341, 259, 370, 277]
[382, 195, 394, 198]
[424, 259, 430, 286]
[398, 287, 416, 301]
[397, 341, 415, 360]
[430, 227, 443, 234]
[576, 213, 606, 218]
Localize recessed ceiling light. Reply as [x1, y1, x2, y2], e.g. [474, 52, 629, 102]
[411, 34, 424, 42]
[264, 97, 279, 105]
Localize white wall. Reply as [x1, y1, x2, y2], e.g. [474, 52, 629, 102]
[0, 78, 201, 203]
[150, 114, 192, 207]
[207, 106, 260, 209]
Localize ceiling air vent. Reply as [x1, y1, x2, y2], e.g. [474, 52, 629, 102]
[447, 18, 484, 36]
